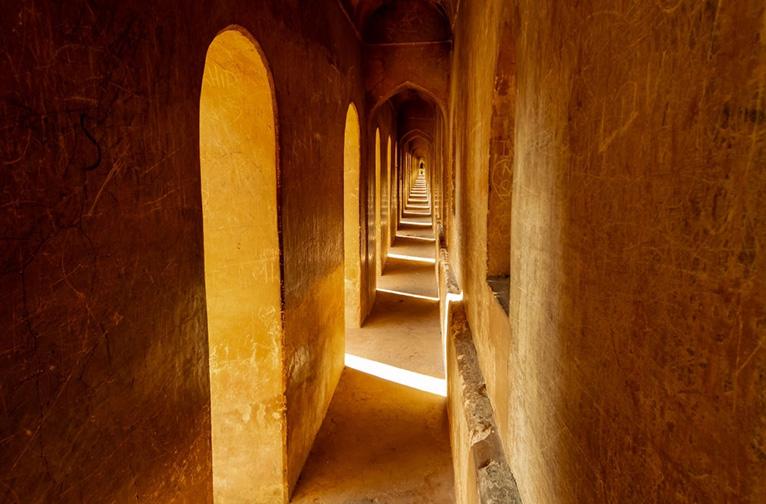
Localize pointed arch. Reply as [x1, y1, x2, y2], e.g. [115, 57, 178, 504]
[369, 80, 447, 126]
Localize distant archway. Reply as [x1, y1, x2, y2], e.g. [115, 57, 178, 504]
[199, 27, 285, 502]
[344, 104, 362, 328]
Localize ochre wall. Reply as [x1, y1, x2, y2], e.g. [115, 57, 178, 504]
[200, 28, 285, 503]
[277, 2, 364, 494]
[344, 104, 364, 329]
[447, 1, 766, 503]
[0, 1, 365, 502]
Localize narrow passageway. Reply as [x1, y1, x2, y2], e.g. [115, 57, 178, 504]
[292, 173, 454, 504]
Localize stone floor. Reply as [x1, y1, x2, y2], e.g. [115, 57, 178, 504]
[291, 177, 454, 504]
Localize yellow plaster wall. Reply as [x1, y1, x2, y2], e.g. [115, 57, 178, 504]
[200, 28, 285, 503]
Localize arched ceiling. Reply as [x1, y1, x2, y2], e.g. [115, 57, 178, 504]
[392, 89, 438, 137]
[390, 88, 434, 111]
[340, 0, 455, 42]
[405, 136, 431, 158]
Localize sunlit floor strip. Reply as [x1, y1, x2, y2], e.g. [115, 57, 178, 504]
[396, 234, 436, 241]
[387, 252, 436, 264]
[377, 288, 439, 301]
[400, 220, 432, 227]
[345, 354, 447, 397]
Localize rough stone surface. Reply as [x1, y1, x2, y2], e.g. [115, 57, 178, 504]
[3, 0, 765, 503]
[446, 296, 521, 504]
[0, 1, 364, 501]
[446, 1, 766, 503]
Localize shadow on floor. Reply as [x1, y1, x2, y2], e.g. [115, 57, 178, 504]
[387, 235, 436, 261]
[346, 290, 442, 379]
[291, 368, 454, 504]
[396, 222, 434, 240]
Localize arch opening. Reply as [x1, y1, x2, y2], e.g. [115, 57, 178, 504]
[344, 104, 362, 328]
[375, 128, 383, 277]
[386, 135, 394, 247]
[199, 27, 285, 502]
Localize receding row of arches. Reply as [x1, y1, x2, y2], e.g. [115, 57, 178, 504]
[198, 25, 433, 501]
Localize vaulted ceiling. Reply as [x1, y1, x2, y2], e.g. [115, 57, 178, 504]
[340, 0, 454, 43]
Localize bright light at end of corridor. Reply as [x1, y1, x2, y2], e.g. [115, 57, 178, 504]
[344, 354, 447, 397]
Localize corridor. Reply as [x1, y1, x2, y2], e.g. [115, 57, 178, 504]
[3, 1, 764, 503]
[292, 174, 454, 504]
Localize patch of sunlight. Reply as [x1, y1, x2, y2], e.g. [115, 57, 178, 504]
[376, 288, 439, 301]
[442, 291, 465, 360]
[387, 253, 436, 264]
[345, 354, 447, 397]
[396, 234, 436, 242]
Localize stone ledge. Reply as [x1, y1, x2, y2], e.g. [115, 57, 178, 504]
[485, 275, 510, 316]
[439, 247, 460, 295]
[449, 306, 522, 504]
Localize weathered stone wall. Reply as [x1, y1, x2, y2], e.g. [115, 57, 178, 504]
[278, 2, 364, 493]
[447, 1, 766, 503]
[0, 0, 364, 501]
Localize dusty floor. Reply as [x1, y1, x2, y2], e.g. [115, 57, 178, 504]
[291, 177, 454, 504]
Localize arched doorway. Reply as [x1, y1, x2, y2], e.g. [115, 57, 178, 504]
[344, 104, 361, 328]
[199, 27, 285, 502]
[387, 135, 394, 247]
[375, 128, 382, 276]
